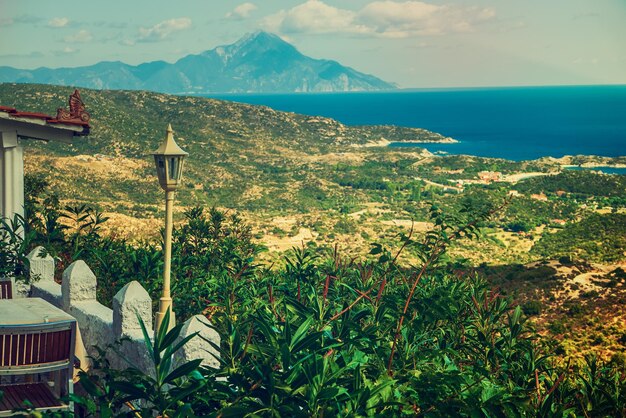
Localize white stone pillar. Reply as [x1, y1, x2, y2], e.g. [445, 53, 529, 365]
[113, 281, 153, 338]
[0, 130, 24, 235]
[62, 260, 97, 311]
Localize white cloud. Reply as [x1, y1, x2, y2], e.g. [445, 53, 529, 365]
[262, 1, 366, 35]
[138, 17, 192, 42]
[64, 29, 93, 43]
[55, 46, 78, 55]
[226, 3, 258, 20]
[262, 0, 495, 38]
[48, 17, 69, 28]
[359, 1, 445, 36]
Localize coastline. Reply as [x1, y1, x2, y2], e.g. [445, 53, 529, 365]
[561, 163, 626, 169]
[362, 137, 458, 148]
[385, 143, 626, 167]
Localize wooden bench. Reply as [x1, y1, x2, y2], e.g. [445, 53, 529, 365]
[0, 320, 76, 416]
[0, 281, 11, 300]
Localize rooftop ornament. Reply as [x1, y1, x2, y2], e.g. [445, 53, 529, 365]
[56, 89, 90, 124]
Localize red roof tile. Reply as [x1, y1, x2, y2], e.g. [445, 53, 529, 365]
[10, 111, 53, 119]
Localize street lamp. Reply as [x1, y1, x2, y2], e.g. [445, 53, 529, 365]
[153, 124, 188, 332]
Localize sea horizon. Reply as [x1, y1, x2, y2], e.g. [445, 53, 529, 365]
[205, 85, 626, 162]
[205, 83, 626, 96]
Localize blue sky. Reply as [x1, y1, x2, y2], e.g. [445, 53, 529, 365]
[1, 0, 624, 88]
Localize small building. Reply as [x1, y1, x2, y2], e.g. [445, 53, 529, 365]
[477, 171, 502, 183]
[0, 90, 90, 229]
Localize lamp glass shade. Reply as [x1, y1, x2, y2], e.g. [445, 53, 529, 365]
[153, 124, 188, 191]
[155, 155, 166, 184]
[169, 157, 179, 181]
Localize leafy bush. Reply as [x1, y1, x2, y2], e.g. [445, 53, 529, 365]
[522, 300, 543, 316]
[0, 215, 30, 280]
[533, 213, 626, 262]
[548, 320, 567, 335]
[7, 176, 626, 416]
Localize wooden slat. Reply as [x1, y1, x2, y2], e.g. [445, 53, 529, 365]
[18, 334, 26, 366]
[0, 321, 74, 415]
[0, 384, 21, 410]
[0, 383, 64, 412]
[0, 335, 6, 367]
[0, 330, 70, 367]
[8, 335, 16, 367]
[54, 331, 62, 361]
[24, 334, 33, 366]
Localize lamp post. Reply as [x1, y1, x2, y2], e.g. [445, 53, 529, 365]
[153, 124, 188, 332]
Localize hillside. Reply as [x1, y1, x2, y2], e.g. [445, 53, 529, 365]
[0, 32, 395, 94]
[0, 83, 451, 218]
[3, 82, 626, 365]
[3, 83, 624, 263]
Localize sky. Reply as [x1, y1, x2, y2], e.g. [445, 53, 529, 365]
[1, 0, 625, 88]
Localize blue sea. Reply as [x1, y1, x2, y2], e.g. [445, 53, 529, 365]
[206, 85, 626, 162]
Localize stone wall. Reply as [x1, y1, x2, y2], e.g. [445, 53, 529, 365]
[26, 246, 220, 371]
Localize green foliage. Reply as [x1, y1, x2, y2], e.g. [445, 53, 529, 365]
[0, 215, 30, 280]
[19, 184, 261, 321]
[7, 167, 626, 416]
[170, 207, 262, 320]
[184, 203, 554, 416]
[43, 200, 593, 416]
[522, 300, 543, 316]
[72, 310, 204, 417]
[514, 170, 626, 199]
[333, 216, 357, 234]
[533, 213, 626, 262]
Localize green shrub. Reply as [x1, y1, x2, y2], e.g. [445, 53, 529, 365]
[567, 302, 584, 316]
[558, 255, 573, 265]
[522, 300, 543, 316]
[333, 216, 357, 234]
[581, 289, 600, 299]
[548, 320, 567, 334]
[8, 174, 626, 416]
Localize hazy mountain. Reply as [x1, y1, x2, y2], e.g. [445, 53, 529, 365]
[0, 32, 396, 94]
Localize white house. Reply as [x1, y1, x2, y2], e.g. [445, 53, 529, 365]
[0, 90, 90, 228]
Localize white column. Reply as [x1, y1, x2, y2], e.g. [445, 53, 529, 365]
[0, 130, 24, 234]
[0, 145, 3, 219]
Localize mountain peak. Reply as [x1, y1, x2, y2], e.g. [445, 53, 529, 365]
[0, 32, 396, 93]
[214, 31, 299, 62]
[236, 31, 285, 46]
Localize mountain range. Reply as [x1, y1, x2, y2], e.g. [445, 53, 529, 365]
[0, 32, 396, 94]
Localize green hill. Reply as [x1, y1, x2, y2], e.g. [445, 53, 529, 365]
[0, 83, 450, 214]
